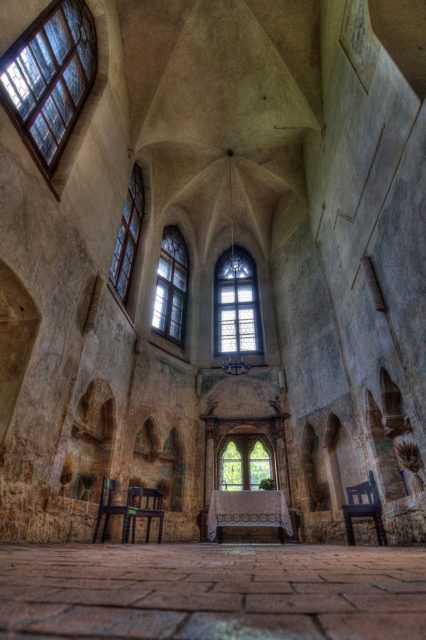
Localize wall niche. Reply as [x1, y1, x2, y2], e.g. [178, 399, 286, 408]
[68, 380, 117, 502]
[0, 260, 40, 446]
[129, 422, 185, 512]
[301, 423, 331, 512]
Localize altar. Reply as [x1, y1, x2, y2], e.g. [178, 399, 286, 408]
[207, 490, 293, 543]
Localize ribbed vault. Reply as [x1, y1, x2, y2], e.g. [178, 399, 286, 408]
[118, 0, 322, 259]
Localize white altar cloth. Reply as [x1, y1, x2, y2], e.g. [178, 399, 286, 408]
[207, 490, 293, 542]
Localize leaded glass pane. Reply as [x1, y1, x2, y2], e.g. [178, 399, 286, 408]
[158, 256, 172, 281]
[44, 10, 71, 64]
[32, 33, 56, 82]
[17, 45, 46, 99]
[117, 270, 128, 300]
[30, 113, 57, 163]
[221, 441, 243, 491]
[238, 284, 253, 303]
[249, 441, 272, 490]
[217, 248, 253, 280]
[122, 195, 132, 223]
[52, 80, 73, 123]
[109, 255, 119, 283]
[1, 65, 35, 120]
[220, 309, 237, 353]
[63, 0, 81, 43]
[42, 95, 65, 143]
[173, 264, 186, 291]
[161, 228, 188, 267]
[129, 213, 140, 241]
[63, 55, 84, 104]
[152, 283, 168, 331]
[220, 285, 234, 304]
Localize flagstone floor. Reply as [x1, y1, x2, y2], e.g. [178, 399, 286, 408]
[0, 543, 425, 639]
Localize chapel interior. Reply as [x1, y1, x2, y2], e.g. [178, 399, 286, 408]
[0, 0, 425, 638]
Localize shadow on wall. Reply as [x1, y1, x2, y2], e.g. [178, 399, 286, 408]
[0, 260, 40, 446]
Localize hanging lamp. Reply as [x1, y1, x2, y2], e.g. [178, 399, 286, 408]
[221, 150, 251, 376]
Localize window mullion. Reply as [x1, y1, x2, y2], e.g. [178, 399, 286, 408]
[234, 278, 241, 353]
[165, 259, 175, 338]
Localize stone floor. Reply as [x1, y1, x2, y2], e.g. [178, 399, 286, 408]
[0, 543, 425, 639]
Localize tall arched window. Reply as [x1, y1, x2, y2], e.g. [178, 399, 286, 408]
[249, 440, 273, 490]
[109, 164, 145, 304]
[0, 0, 96, 178]
[215, 246, 263, 355]
[152, 226, 189, 346]
[220, 440, 243, 491]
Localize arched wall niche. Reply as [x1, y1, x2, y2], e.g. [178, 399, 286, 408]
[0, 260, 40, 446]
[380, 367, 407, 438]
[129, 422, 185, 513]
[365, 389, 405, 501]
[323, 414, 345, 512]
[134, 418, 160, 462]
[67, 379, 118, 501]
[301, 422, 330, 512]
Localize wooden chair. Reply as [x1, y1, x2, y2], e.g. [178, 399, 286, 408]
[342, 472, 388, 546]
[125, 487, 165, 544]
[92, 477, 141, 544]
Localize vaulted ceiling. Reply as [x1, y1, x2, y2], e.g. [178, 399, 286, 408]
[118, 0, 322, 259]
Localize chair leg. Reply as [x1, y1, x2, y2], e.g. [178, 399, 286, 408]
[132, 517, 136, 544]
[158, 516, 163, 544]
[376, 514, 388, 546]
[93, 512, 103, 543]
[101, 514, 110, 543]
[145, 517, 152, 544]
[344, 514, 355, 546]
[373, 514, 383, 545]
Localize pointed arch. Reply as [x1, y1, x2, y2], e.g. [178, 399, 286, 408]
[366, 389, 405, 501]
[0, 259, 40, 445]
[380, 368, 406, 437]
[301, 422, 330, 512]
[324, 414, 344, 512]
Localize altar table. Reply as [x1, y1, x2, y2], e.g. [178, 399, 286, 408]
[207, 490, 293, 542]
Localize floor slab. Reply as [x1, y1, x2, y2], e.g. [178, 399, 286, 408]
[0, 543, 425, 639]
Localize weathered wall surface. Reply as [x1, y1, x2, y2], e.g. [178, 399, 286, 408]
[270, 0, 425, 543]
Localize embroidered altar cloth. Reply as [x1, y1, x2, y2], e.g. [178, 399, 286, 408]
[207, 490, 293, 541]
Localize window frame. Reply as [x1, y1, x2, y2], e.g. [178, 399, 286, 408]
[214, 246, 263, 356]
[218, 435, 275, 491]
[152, 226, 189, 347]
[0, 0, 97, 183]
[109, 163, 145, 306]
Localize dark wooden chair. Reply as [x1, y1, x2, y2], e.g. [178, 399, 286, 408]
[342, 471, 388, 546]
[125, 487, 165, 544]
[92, 477, 141, 544]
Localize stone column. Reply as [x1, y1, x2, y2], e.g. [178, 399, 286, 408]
[272, 417, 292, 506]
[204, 419, 216, 506]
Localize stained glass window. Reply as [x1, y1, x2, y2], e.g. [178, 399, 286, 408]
[249, 440, 273, 490]
[215, 247, 262, 354]
[152, 227, 189, 346]
[220, 440, 243, 491]
[109, 164, 145, 304]
[0, 0, 97, 178]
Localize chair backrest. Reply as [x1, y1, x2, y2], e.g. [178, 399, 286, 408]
[127, 487, 163, 511]
[346, 472, 381, 506]
[99, 477, 117, 508]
